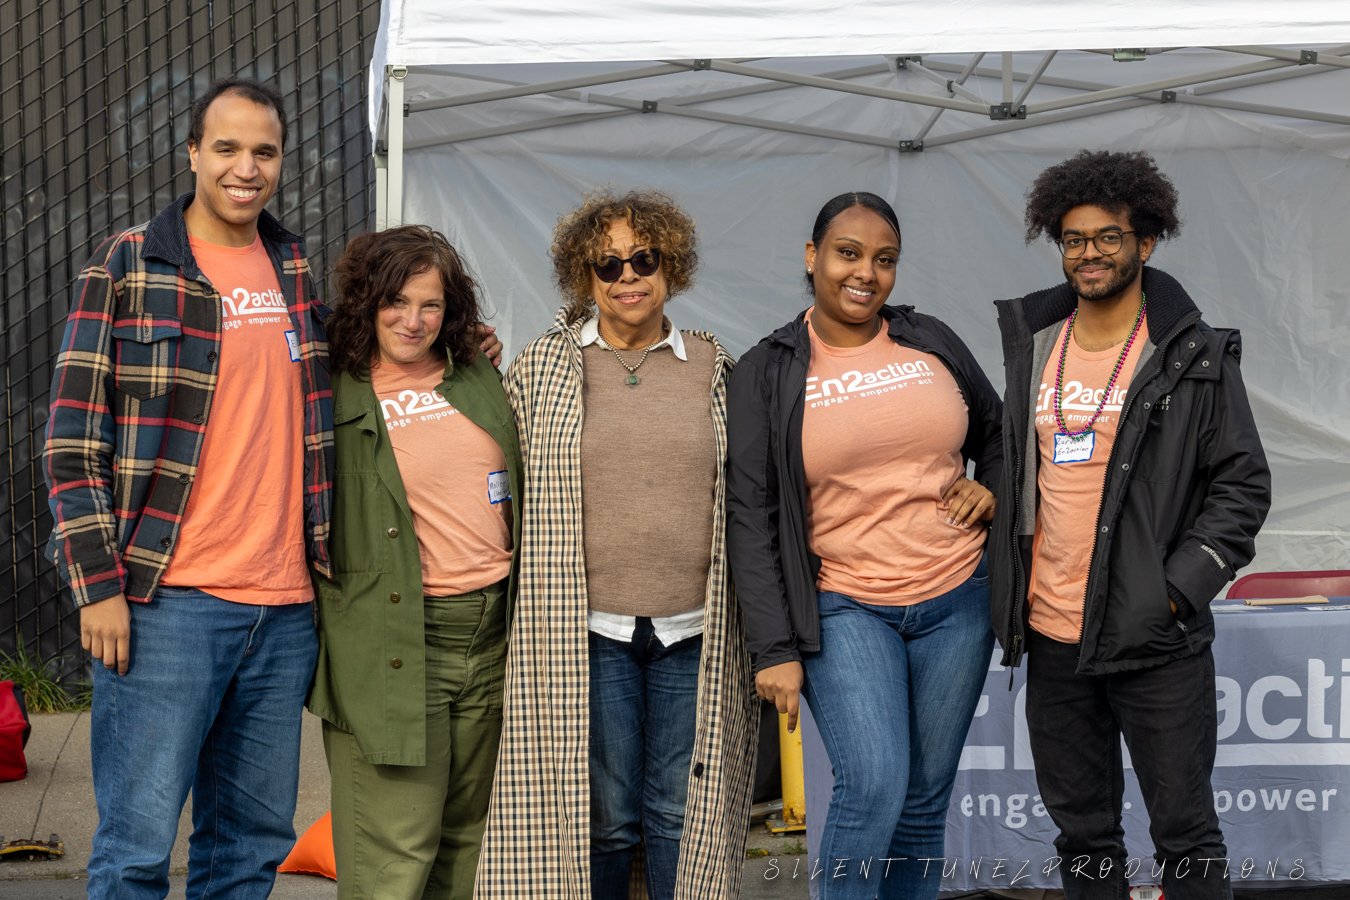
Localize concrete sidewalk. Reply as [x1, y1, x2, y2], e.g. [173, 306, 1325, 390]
[5, 713, 1343, 899]
[0, 711, 815, 898]
[0, 710, 335, 898]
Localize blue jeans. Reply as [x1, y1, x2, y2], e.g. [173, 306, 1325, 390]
[87, 587, 318, 899]
[588, 619, 702, 900]
[802, 562, 993, 900]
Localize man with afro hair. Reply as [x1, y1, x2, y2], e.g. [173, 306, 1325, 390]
[987, 150, 1271, 899]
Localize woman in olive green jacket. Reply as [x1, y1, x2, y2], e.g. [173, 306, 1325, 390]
[307, 225, 521, 900]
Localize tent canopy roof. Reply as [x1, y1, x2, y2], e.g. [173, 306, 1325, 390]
[370, 2, 1350, 156]
[373, 1, 1350, 68]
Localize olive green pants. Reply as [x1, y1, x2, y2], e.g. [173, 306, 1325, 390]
[323, 582, 508, 900]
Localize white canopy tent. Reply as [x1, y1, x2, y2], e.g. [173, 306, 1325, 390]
[367, 1, 1350, 575]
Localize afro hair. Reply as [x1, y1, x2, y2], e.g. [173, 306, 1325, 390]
[1024, 150, 1181, 244]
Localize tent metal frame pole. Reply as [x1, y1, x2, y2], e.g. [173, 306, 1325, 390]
[386, 67, 406, 227]
[1190, 49, 1350, 94]
[402, 69, 907, 151]
[1220, 45, 1350, 70]
[907, 60, 985, 104]
[912, 54, 985, 144]
[1013, 51, 1057, 108]
[409, 63, 688, 112]
[1002, 52, 1015, 103]
[405, 111, 630, 149]
[919, 44, 1350, 96]
[1176, 94, 1350, 127]
[374, 148, 388, 228]
[620, 103, 900, 150]
[391, 46, 1350, 154]
[692, 59, 988, 114]
[409, 62, 900, 149]
[564, 92, 904, 150]
[924, 98, 1154, 147]
[925, 60, 1350, 144]
[921, 49, 1350, 114]
[435, 61, 892, 113]
[1026, 55, 1303, 115]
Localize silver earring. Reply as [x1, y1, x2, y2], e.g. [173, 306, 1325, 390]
[807, 266, 813, 274]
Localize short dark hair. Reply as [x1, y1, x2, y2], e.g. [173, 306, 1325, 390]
[551, 189, 698, 324]
[188, 78, 289, 149]
[327, 225, 484, 377]
[1024, 150, 1181, 244]
[805, 192, 902, 288]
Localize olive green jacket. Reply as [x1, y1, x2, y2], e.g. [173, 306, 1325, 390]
[307, 352, 522, 766]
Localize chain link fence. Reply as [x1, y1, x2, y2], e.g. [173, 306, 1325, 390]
[2, 0, 380, 680]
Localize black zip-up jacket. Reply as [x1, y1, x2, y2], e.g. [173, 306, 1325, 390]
[726, 305, 1004, 673]
[989, 267, 1271, 674]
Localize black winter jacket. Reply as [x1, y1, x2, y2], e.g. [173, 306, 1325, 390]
[727, 305, 1004, 673]
[989, 267, 1271, 674]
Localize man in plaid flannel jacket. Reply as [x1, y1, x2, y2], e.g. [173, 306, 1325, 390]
[44, 79, 334, 898]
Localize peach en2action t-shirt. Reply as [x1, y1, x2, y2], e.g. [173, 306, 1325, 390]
[371, 355, 512, 595]
[801, 313, 984, 605]
[161, 236, 312, 604]
[1028, 319, 1148, 642]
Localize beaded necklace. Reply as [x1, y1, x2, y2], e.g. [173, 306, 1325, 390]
[598, 324, 668, 387]
[1054, 293, 1146, 437]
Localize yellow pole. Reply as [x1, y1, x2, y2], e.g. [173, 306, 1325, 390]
[766, 712, 807, 833]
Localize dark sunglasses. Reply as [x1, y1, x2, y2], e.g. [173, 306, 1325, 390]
[591, 249, 662, 283]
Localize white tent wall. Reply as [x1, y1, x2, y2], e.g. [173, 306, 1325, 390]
[372, 5, 1350, 580]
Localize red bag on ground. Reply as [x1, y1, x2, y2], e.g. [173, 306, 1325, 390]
[0, 679, 31, 782]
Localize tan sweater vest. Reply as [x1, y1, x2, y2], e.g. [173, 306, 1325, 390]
[580, 337, 717, 617]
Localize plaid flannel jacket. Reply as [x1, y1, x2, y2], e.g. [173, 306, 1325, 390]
[475, 310, 756, 899]
[44, 193, 334, 606]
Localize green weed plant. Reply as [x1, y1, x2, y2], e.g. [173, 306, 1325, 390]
[0, 642, 91, 713]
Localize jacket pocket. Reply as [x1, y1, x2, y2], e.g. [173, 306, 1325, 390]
[330, 472, 392, 574]
[112, 315, 182, 400]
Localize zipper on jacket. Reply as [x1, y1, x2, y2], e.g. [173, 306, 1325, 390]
[1073, 323, 1187, 662]
[1007, 448, 1026, 687]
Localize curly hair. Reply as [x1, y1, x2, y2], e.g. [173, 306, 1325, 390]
[327, 225, 483, 377]
[1024, 150, 1181, 244]
[551, 189, 698, 324]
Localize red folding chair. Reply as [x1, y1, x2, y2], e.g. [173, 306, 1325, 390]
[1225, 569, 1350, 600]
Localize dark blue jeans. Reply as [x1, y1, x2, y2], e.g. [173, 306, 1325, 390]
[588, 619, 701, 900]
[802, 561, 994, 900]
[1026, 628, 1232, 900]
[87, 588, 318, 899]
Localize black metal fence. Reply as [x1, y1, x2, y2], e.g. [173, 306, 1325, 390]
[1, 0, 380, 679]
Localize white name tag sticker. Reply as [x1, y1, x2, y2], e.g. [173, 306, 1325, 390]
[284, 330, 301, 362]
[1053, 431, 1095, 464]
[487, 470, 510, 504]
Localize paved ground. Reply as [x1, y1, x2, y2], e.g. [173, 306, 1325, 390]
[3, 712, 1346, 898]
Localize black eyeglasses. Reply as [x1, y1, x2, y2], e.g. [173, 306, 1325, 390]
[591, 249, 662, 283]
[1057, 230, 1136, 259]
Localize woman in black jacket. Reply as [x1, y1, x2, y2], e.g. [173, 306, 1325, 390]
[726, 192, 1002, 900]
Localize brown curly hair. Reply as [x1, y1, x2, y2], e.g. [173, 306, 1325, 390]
[551, 189, 699, 324]
[327, 225, 484, 378]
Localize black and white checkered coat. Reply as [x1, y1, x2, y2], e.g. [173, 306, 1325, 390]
[475, 310, 757, 899]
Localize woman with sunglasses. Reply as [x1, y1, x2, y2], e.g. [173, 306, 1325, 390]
[726, 192, 1003, 900]
[475, 190, 755, 899]
[308, 225, 520, 899]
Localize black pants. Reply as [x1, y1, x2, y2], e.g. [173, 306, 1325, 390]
[1026, 629, 1232, 900]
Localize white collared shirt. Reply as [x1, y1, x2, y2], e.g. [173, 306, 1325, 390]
[580, 315, 705, 646]
[579, 314, 688, 360]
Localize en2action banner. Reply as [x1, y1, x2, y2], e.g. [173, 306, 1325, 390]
[780, 605, 1350, 895]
